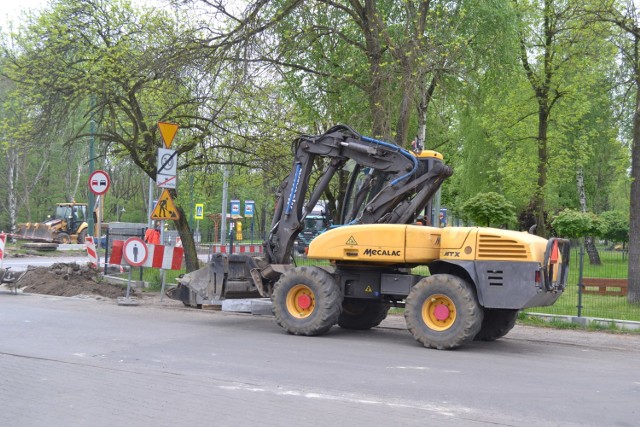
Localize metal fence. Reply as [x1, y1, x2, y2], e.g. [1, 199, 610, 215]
[526, 246, 640, 322]
[103, 226, 146, 277]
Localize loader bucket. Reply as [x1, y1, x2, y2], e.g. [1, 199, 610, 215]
[168, 254, 266, 306]
[14, 220, 58, 242]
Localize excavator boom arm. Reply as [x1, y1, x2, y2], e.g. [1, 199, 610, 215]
[170, 124, 452, 304]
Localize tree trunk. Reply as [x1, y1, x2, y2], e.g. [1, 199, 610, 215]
[394, 65, 414, 146]
[6, 146, 18, 234]
[416, 74, 438, 150]
[361, 0, 390, 139]
[627, 68, 640, 304]
[576, 167, 601, 265]
[173, 204, 199, 273]
[532, 101, 549, 238]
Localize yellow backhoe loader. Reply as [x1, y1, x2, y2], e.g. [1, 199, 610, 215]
[169, 125, 569, 349]
[13, 202, 90, 244]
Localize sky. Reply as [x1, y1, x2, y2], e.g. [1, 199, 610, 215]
[0, 0, 47, 31]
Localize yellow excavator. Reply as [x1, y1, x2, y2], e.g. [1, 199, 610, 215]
[169, 125, 569, 349]
[13, 202, 90, 244]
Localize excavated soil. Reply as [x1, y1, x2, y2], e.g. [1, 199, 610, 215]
[13, 263, 134, 299]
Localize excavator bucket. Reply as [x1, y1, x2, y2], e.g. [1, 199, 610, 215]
[168, 254, 266, 306]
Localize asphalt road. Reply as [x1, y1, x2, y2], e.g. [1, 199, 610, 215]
[1, 292, 638, 427]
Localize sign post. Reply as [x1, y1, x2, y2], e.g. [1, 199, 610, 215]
[194, 203, 204, 243]
[158, 122, 179, 149]
[156, 148, 178, 189]
[151, 189, 180, 221]
[244, 200, 255, 243]
[155, 122, 179, 302]
[88, 170, 111, 267]
[119, 237, 148, 306]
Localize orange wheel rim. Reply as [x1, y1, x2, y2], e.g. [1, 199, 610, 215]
[286, 284, 315, 318]
[421, 294, 456, 331]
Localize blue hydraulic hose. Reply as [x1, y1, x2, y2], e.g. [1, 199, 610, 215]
[285, 163, 302, 215]
[361, 135, 418, 185]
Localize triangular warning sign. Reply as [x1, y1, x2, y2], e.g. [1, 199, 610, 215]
[151, 189, 180, 220]
[158, 122, 179, 149]
[346, 236, 358, 245]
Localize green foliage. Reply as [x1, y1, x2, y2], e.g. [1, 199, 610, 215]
[459, 192, 516, 227]
[551, 209, 604, 239]
[600, 210, 629, 244]
[0, 0, 633, 252]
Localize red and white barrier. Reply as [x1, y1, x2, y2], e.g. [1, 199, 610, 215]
[0, 233, 6, 269]
[109, 240, 183, 270]
[144, 244, 184, 270]
[210, 244, 263, 254]
[85, 236, 98, 267]
[84, 236, 124, 272]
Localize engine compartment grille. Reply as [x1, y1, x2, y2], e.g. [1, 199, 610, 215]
[477, 233, 528, 260]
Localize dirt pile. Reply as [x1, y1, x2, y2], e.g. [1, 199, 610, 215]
[17, 262, 134, 299]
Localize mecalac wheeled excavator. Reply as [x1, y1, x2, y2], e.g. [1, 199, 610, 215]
[169, 125, 569, 349]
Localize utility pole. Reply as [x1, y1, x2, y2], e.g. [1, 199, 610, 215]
[87, 110, 95, 237]
[147, 178, 154, 229]
[221, 165, 228, 245]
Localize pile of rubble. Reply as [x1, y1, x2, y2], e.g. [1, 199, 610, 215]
[17, 262, 134, 299]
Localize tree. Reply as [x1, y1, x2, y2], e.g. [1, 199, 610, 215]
[600, 210, 629, 248]
[513, 0, 604, 238]
[2, 0, 295, 271]
[460, 192, 516, 227]
[592, 0, 640, 303]
[551, 208, 603, 239]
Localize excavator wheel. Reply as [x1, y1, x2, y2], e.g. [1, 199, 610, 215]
[272, 266, 342, 336]
[404, 274, 483, 350]
[56, 233, 71, 244]
[474, 309, 518, 342]
[338, 299, 389, 330]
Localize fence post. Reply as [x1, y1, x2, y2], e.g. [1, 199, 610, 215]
[139, 228, 144, 281]
[577, 243, 585, 317]
[104, 228, 110, 275]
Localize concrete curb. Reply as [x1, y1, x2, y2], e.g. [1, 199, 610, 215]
[205, 299, 640, 332]
[525, 312, 640, 331]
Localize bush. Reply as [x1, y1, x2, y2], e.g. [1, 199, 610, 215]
[551, 209, 604, 239]
[460, 192, 516, 227]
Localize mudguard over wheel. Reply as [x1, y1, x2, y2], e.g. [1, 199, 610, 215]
[77, 230, 87, 244]
[474, 309, 518, 341]
[338, 299, 389, 330]
[272, 266, 342, 336]
[404, 274, 483, 350]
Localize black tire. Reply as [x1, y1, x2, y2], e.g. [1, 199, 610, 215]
[272, 266, 342, 336]
[338, 299, 389, 330]
[474, 309, 519, 341]
[56, 232, 70, 244]
[77, 229, 87, 244]
[404, 274, 483, 350]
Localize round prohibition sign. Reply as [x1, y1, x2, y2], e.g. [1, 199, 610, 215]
[160, 152, 175, 171]
[123, 237, 148, 267]
[88, 170, 111, 195]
